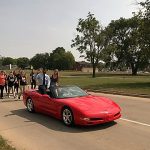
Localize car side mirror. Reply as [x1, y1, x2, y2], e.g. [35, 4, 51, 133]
[85, 90, 90, 95]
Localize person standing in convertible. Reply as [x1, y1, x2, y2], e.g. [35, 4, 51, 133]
[50, 69, 59, 87]
[36, 68, 50, 94]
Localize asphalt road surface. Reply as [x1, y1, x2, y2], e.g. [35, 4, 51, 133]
[0, 93, 150, 150]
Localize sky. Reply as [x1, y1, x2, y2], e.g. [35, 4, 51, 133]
[0, 0, 143, 61]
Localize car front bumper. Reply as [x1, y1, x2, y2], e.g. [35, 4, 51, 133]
[76, 112, 121, 126]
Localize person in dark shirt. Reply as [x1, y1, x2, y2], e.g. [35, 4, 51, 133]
[7, 71, 16, 98]
[13, 70, 21, 95]
[36, 68, 50, 94]
[50, 69, 59, 87]
[18, 71, 27, 99]
[30, 69, 37, 89]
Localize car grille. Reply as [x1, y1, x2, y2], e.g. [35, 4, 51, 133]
[90, 118, 104, 121]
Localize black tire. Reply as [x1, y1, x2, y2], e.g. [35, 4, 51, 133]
[62, 107, 74, 126]
[26, 98, 35, 113]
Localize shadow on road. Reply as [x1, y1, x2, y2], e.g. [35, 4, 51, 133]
[8, 108, 117, 133]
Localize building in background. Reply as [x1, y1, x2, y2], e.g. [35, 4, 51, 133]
[74, 61, 98, 73]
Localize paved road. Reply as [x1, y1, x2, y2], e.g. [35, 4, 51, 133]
[0, 93, 150, 150]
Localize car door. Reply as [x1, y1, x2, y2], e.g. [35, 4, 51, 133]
[40, 94, 60, 116]
[31, 91, 44, 112]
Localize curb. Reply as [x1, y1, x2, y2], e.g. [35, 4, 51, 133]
[86, 89, 150, 98]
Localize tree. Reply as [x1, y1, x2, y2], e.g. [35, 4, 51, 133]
[49, 47, 66, 70]
[0, 59, 2, 68]
[71, 12, 106, 77]
[17, 57, 29, 69]
[30, 53, 50, 69]
[138, 0, 150, 68]
[63, 51, 75, 70]
[105, 16, 150, 75]
[49, 47, 75, 70]
[2, 57, 14, 66]
[139, 0, 150, 40]
[52, 47, 66, 54]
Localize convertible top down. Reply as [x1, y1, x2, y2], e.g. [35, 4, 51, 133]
[23, 86, 121, 126]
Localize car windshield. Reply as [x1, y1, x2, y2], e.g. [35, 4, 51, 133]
[50, 86, 88, 99]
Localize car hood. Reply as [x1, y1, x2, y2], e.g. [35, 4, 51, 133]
[61, 95, 120, 113]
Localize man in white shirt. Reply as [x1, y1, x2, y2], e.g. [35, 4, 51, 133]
[36, 68, 50, 94]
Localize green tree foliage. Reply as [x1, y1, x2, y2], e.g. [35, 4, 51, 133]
[64, 51, 75, 70]
[17, 57, 29, 69]
[105, 15, 149, 75]
[0, 59, 2, 68]
[2, 57, 14, 66]
[138, 0, 150, 67]
[30, 47, 75, 70]
[50, 47, 75, 70]
[139, 0, 150, 42]
[71, 12, 106, 77]
[30, 53, 50, 69]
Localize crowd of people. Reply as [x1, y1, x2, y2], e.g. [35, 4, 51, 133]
[0, 68, 59, 100]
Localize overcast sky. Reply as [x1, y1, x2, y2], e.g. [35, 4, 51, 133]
[0, 0, 142, 60]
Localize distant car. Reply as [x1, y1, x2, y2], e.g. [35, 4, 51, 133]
[23, 86, 121, 126]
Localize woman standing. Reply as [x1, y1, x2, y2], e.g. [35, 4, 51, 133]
[7, 71, 16, 98]
[13, 70, 20, 95]
[18, 71, 27, 99]
[50, 69, 59, 87]
[0, 71, 5, 99]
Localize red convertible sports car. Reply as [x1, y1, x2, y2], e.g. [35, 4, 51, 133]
[23, 86, 121, 126]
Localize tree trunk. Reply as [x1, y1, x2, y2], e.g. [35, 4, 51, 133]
[92, 64, 96, 78]
[131, 63, 138, 76]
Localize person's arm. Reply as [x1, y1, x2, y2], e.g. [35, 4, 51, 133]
[14, 76, 17, 83]
[6, 75, 9, 84]
[46, 75, 51, 89]
[57, 76, 59, 86]
[36, 74, 41, 86]
[25, 76, 28, 85]
[18, 76, 21, 87]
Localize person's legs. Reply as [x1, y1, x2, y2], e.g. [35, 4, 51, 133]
[0, 85, 4, 98]
[23, 85, 26, 93]
[5, 84, 7, 94]
[8, 86, 11, 98]
[34, 81, 36, 89]
[18, 86, 23, 99]
[12, 86, 16, 98]
[14, 84, 19, 94]
[16, 85, 19, 94]
[31, 82, 33, 89]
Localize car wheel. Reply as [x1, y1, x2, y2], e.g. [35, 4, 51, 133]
[26, 98, 34, 113]
[62, 107, 74, 126]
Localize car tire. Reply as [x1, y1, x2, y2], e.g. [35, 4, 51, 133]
[62, 107, 74, 126]
[26, 98, 35, 113]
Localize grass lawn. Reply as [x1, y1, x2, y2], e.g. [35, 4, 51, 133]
[5, 70, 150, 95]
[60, 75, 150, 95]
[0, 136, 16, 150]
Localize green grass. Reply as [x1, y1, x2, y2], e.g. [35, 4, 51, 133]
[0, 136, 16, 150]
[5, 69, 150, 95]
[60, 75, 150, 95]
